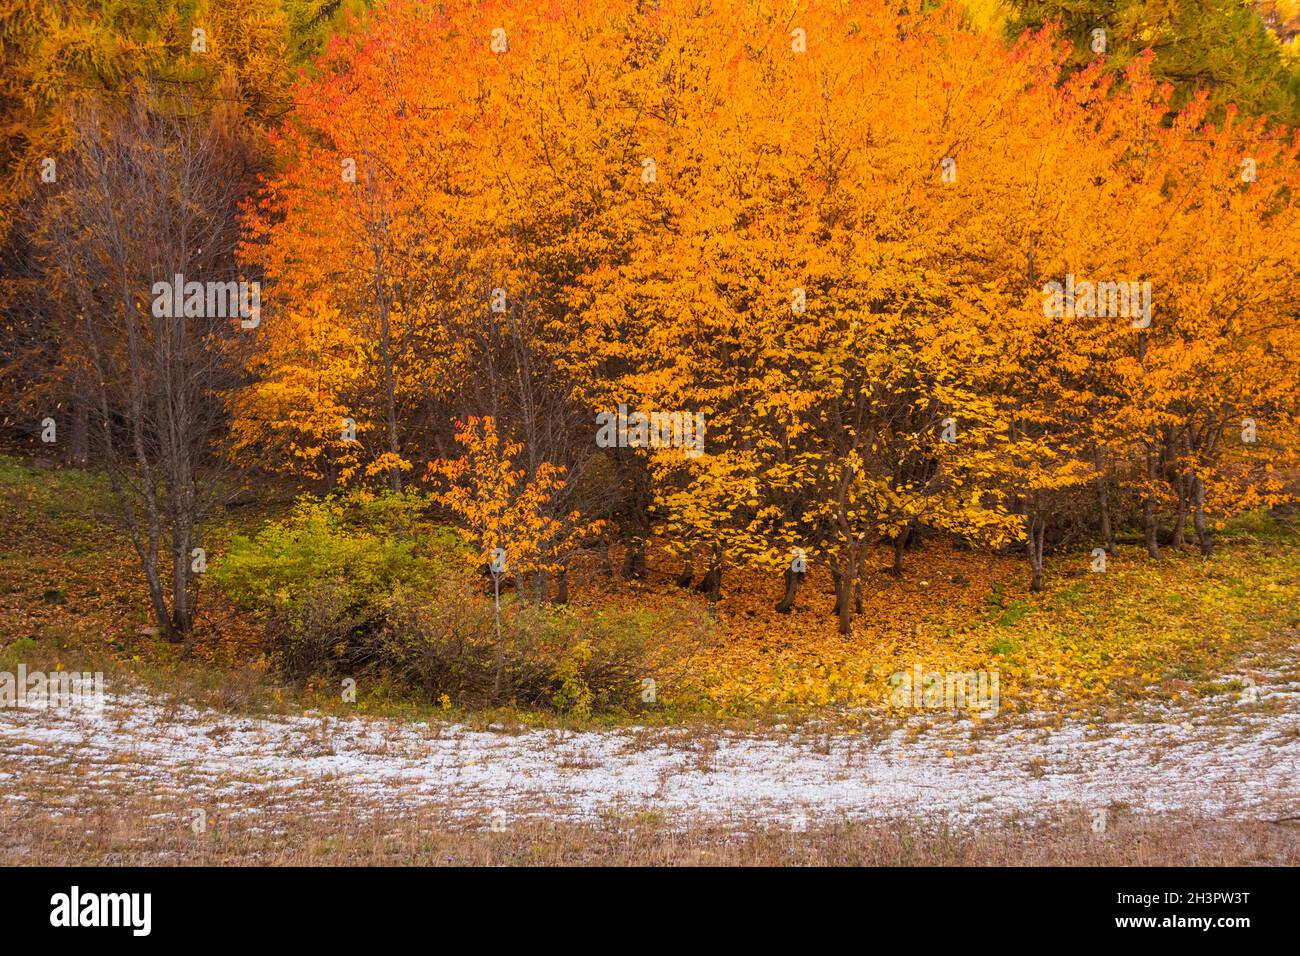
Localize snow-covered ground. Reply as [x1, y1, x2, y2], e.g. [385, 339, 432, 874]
[2, 680, 1298, 830]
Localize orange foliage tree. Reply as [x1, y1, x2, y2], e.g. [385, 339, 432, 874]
[231, 0, 1300, 628]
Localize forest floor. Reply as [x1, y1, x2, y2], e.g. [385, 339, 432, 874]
[2, 454, 1299, 863]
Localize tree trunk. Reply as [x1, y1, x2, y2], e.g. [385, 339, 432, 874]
[1144, 437, 1161, 559]
[695, 545, 722, 602]
[1143, 498, 1161, 560]
[143, 561, 171, 639]
[621, 541, 645, 580]
[1028, 517, 1046, 593]
[67, 401, 89, 466]
[1096, 452, 1114, 554]
[552, 567, 568, 605]
[675, 552, 694, 588]
[169, 533, 192, 642]
[491, 574, 504, 700]
[836, 571, 853, 635]
[891, 532, 907, 577]
[835, 547, 855, 635]
[775, 565, 803, 614]
[1192, 473, 1212, 557]
[1171, 476, 1188, 549]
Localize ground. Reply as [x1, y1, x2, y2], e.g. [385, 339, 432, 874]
[2, 666, 1299, 863]
[1, 455, 1299, 863]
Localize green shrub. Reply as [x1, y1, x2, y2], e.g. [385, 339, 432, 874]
[214, 489, 710, 714]
[211, 491, 456, 679]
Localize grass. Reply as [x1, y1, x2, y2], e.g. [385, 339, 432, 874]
[2, 777, 1296, 865]
[686, 519, 1300, 720]
[2, 453, 1299, 730]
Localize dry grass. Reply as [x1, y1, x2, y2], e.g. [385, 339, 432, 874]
[4, 754, 1298, 866]
[2, 781, 1296, 865]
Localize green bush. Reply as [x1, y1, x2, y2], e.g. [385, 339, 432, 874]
[214, 489, 710, 714]
[211, 491, 457, 679]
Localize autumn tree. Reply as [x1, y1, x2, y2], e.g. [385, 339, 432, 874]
[427, 416, 600, 694]
[236, 0, 1300, 623]
[0, 0, 311, 455]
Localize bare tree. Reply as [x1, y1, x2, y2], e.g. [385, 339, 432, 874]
[31, 86, 261, 646]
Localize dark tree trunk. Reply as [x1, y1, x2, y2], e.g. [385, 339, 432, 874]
[552, 567, 568, 605]
[67, 401, 89, 466]
[621, 542, 646, 580]
[1144, 442, 1161, 560]
[1192, 473, 1212, 557]
[1143, 499, 1161, 560]
[836, 567, 853, 635]
[144, 561, 171, 639]
[169, 533, 192, 643]
[1096, 456, 1114, 554]
[1028, 518, 1046, 593]
[1172, 476, 1188, 549]
[1099, 492, 1114, 553]
[775, 566, 803, 614]
[891, 532, 907, 577]
[675, 552, 694, 588]
[834, 545, 856, 635]
[695, 546, 722, 602]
